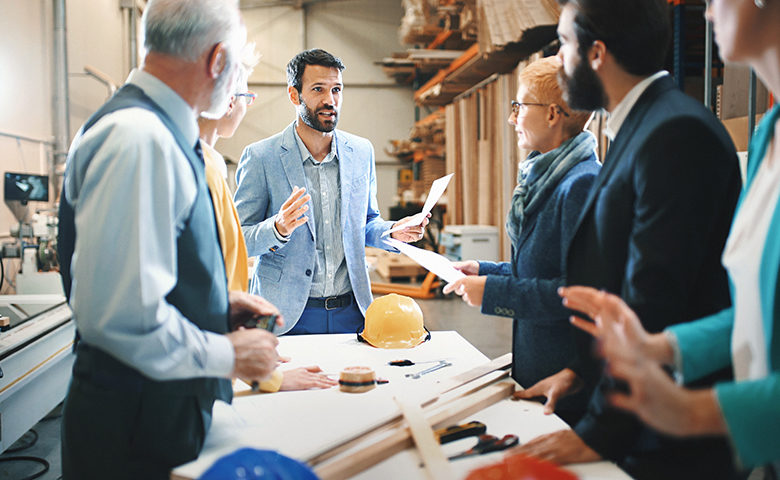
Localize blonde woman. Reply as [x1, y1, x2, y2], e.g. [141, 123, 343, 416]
[444, 56, 598, 424]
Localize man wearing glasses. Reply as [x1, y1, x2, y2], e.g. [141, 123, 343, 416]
[234, 49, 427, 335]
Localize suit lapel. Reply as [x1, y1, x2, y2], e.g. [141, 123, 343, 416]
[337, 131, 355, 233]
[280, 123, 315, 239]
[571, 76, 675, 235]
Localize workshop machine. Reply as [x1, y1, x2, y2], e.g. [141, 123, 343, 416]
[0, 171, 74, 453]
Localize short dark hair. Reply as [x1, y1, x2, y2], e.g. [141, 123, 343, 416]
[557, 0, 670, 76]
[286, 49, 346, 92]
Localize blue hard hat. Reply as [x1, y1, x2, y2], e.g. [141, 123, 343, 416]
[198, 448, 319, 480]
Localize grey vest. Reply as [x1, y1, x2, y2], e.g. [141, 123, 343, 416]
[58, 84, 232, 402]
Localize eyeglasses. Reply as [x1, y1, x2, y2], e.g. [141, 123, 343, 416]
[233, 91, 257, 106]
[510, 100, 570, 117]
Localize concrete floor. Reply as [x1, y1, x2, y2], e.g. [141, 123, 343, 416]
[0, 294, 511, 480]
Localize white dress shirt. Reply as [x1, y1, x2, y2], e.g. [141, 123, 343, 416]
[605, 70, 669, 140]
[722, 150, 779, 381]
[64, 69, 234, 381]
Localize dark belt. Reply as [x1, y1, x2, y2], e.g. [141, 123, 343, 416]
[306, 292, 353, 310]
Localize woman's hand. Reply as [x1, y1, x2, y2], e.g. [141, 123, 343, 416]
[605, 344, 726, 436]
[559, 286, 726, 437]
[559, 286, 673, 365]
[442, 275, 487, 307]
[279, 366, 338, 391]
[450, 260, 480, 276]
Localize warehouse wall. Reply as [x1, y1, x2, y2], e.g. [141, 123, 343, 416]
[0, 0, 412, 253]
[0, 0, 128, 243]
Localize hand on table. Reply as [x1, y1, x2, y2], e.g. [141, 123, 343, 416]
[275, 186, 310, 237]
[280, 366, 338, 391]
[451, 260, 480, 276]
[509, 429, 601, 465]
[390, 213, 431, 243]
[512, 368, 583, 415]
[442, 275, 487, 307]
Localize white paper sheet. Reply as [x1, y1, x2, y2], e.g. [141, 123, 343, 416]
[384, 237, 465, 283]
[383, 173, 454, 236]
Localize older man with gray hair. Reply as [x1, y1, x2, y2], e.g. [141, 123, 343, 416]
[57, 1, 280, 478]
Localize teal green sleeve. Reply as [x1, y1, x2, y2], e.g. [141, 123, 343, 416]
[715, 373, 780, 467]
[668, 308, 733, 383]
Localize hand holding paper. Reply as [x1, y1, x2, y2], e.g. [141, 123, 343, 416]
[383, 173, 453, 237]
[388, 213, 430, 243]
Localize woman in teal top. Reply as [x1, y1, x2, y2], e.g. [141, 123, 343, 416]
[556, 0, 780, 473]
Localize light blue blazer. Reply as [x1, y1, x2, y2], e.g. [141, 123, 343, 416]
[669, 105, 780, 468]
[234, 123, 394, 334]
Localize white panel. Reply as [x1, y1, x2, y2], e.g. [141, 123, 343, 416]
[66, 0, 127, 138]
[0, 0, 127, 238]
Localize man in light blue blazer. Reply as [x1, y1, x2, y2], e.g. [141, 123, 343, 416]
[234, 49, 426, 335]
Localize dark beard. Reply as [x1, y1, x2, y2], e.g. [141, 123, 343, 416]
[298, 98, 338, 133]
[558, 58, 608, 112]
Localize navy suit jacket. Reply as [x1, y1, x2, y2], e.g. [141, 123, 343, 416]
[567, 76, 741, 476]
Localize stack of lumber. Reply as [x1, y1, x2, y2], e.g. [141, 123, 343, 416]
[411, 110, 446, 200]
[477, 0, 560, 54]
[400, 0, 442, 45]
[379, 53, 417, 85]
[378, 49, 466, 85]
[387, 109, 447, 202]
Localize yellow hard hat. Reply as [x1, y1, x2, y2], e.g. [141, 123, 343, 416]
[358, 294, 429, 349]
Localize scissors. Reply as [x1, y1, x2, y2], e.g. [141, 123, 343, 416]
[447, 434, 519, 460]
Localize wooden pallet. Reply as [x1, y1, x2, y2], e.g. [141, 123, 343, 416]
[376, 255, 428, 281]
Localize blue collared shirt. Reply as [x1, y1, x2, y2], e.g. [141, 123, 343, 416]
[293, 128, 351, 297]
[64, 69, 234, 380]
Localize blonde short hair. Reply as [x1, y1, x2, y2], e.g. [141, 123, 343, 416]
[518, 56, 591, 137]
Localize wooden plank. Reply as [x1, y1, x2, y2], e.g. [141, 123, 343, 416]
[415, 44, 480, 102]
[444, 103, 460, 225]
[437, 352, 511, 394]
[315, 380, 516, 480]
[492, 78, 504, 238]
[395, 397, 454, 480]
[458, 96, 473, 224]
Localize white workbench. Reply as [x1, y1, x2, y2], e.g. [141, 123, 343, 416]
[171, 331, 631, 480]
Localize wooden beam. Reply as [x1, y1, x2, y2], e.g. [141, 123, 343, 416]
[395, 397, 454, 480]
[315, 380, 516, 480]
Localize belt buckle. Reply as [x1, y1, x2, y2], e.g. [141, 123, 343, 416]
[324, 296, 339, 310]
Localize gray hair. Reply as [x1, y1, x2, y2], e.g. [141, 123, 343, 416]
[143, 0, 243, 62]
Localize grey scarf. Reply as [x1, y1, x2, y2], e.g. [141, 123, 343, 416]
[505, 130, 597, 246]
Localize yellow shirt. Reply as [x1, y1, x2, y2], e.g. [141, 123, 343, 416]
[201, 141, 249, 292]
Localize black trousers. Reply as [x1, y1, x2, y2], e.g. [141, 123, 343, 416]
[61, 346, 215, 480]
